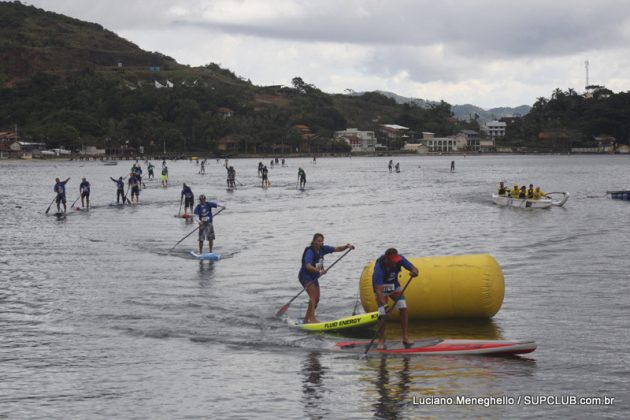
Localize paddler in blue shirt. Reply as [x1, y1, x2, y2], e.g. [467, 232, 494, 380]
[110, 176, 126, 204]
[53, 177, 71, 214]
[298, 233, 355, 324]
[79, 177, 90, 209]
[128, 172, 140, 203]
[372, 248, 419, 350]
[193, 194, 225, 254]
[181, 183, 194, 216]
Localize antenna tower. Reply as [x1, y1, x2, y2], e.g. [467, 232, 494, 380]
[585, 59, 589, 88]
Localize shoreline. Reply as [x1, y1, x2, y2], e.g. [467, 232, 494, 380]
[1, 151, 627, 162]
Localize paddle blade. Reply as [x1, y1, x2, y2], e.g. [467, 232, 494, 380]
[275, 303, 290, 317]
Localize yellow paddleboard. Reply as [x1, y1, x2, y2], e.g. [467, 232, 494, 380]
[288, 312, 379, 332]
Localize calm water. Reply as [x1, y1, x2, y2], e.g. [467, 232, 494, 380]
[1, 155, 628, 419]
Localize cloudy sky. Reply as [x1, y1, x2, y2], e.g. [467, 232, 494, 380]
[25, 0, 630, 109]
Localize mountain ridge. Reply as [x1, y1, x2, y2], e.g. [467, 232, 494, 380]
[369, 90, 531, 122]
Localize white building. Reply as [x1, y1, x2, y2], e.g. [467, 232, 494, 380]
[483, 120, 506, 140]
[334, 128, 377, 152]
[422, 132, 467, 152]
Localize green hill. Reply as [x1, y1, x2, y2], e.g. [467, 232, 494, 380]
[0, 1, 183, 82]
[9, 1, 626, 155]
[0, 1, 477, 155]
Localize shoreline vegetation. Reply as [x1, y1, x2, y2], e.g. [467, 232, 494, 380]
[1, 150, 626, 163]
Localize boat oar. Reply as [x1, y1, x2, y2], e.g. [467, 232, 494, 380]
[169, 207, 225, 251]
[44, 196, 56, 214]
[362, 274, 417, 358]
[178, 196, 183, 216]
[275, 247, 353, 317]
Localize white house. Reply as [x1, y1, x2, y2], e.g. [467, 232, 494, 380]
[334, 128, 376, 152]
[422, 132, 466, 152]
[482, 120, 506, 140]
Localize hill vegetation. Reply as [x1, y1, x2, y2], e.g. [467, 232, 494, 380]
[1, 1, 629, 155]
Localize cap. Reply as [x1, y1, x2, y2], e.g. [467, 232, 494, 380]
[386, 254, 402, 264]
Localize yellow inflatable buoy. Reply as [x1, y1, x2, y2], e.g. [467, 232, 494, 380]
[360, 254, 504, 320]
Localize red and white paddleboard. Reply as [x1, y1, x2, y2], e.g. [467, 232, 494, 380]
[174, 214, 193, 219]
[336, 338, 536, 356]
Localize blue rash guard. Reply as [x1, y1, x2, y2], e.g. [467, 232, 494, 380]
[372, 255, 414, 290]
[54, 180, 68, 198]
[194, 202, 218, 223]
[111, 178, 124, 190]
[181, 186, 193, 199]
[298, 245, 335, 287]
[80, 181, 90, 194]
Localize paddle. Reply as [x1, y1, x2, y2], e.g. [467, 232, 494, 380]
[275, 247, 353, 317]
[178, 195, 183, 216]
[70, 195, 81, 209]
[170, 226, 199, 251]
[44, 196, 56, 214]
[362, 273, 417, 358]
[169, 207, 225, 251]
[123, 186, 131, 204]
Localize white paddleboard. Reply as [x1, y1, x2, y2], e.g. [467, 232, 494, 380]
[189, 251, 221, 261]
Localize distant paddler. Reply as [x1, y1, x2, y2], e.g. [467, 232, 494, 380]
[128, 172, 141, 203]
[79, 177, 90, 209]
[227, 166, 236, 189]
[298, 233, 355, 324]
[261, 165, 270, 188]
[53, 177, 71, 214]
[110, 176, 126, 204]
[181, 183, 194, 216]
[147, 162, 155, 179]
[160, 165, 169, 187]
[298, 168, 306, 189]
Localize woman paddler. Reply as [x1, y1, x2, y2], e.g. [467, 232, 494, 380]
[298, 233, 354, 324]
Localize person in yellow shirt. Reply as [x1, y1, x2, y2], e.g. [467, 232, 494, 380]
[510, 185, 520, 198]
[527, 184, 535, 199]
[533, 187, 545, 199]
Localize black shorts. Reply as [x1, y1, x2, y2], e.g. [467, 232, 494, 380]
[185, 197, 194, 207]
[56, 195, 66, 204]
[299, 274, 319, 288]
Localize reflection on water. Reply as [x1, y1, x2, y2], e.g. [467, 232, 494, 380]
[362, 353, 537, 418]
[372, 355, 412, 419]
[301, 352, 330, 418]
